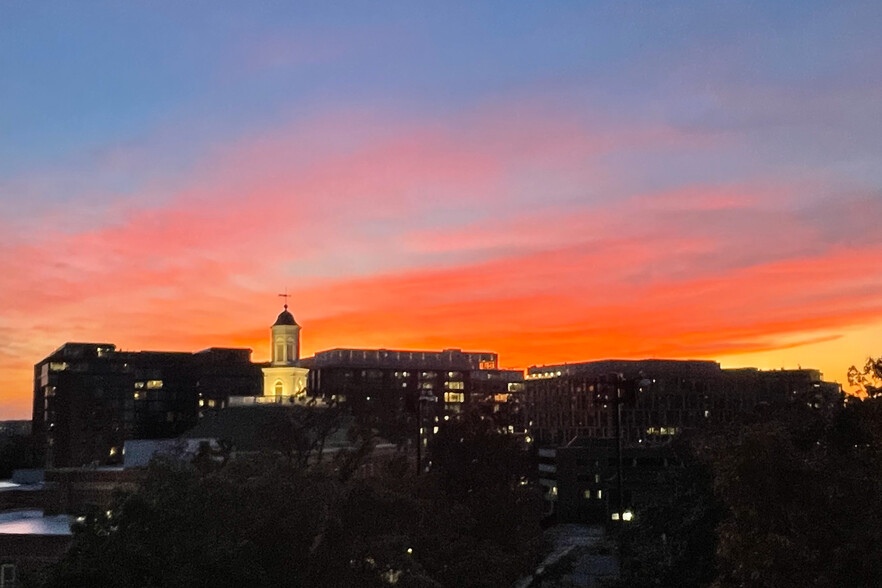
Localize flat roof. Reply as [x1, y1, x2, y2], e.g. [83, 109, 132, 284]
[0, 510, 72, 535]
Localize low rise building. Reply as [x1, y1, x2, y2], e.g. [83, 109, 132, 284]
[0, 510, 73, 586]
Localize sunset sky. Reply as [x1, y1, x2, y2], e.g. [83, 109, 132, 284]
[2, 2, 881, 418]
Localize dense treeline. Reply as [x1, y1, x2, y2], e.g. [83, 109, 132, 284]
[37, 413, 543, 588]
[617, 358, 882, 588]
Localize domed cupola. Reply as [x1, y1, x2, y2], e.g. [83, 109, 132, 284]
[274, 307, 298, 327]
[271, 302, 301, 366]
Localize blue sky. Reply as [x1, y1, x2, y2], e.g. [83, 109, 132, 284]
[1, 1, 881, 417]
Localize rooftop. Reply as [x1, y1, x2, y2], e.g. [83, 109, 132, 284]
[0, 510, 72, 536]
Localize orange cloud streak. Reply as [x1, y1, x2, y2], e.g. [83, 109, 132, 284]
[2, 107, 880, 418]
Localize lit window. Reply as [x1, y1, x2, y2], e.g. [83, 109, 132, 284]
[444, 392, 465, 403]
[49, 362, 68, 372]
[146, 380, 163, 389]
[274, 381, 284, 396]
[134, 382, 145, 389]
[584, 490, 591, 499]
[597, 489, 602, 499]
[445, 381, 465, 390]
[133, 392, 143, 400]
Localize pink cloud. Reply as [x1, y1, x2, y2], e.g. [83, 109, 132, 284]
[1, 102, 879, 418]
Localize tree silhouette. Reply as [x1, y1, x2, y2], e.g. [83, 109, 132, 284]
[848, 356, 882, 398]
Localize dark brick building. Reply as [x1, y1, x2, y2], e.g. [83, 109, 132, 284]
[305, 348, 523, 434]
[32, 343, 262, 467]
[526, 359, 841, 523]
[523, 359, 840, 447]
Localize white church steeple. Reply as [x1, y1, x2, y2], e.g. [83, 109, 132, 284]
[262, 294, 308, 401]
[271, 302, 300, 366]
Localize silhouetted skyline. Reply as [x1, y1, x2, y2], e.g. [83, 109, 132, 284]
[2, 1, 881, 418]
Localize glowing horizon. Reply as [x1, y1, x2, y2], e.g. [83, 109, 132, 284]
[2, 1, 881, 418]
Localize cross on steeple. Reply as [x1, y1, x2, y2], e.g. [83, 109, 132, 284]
[278, 289, 291, 310]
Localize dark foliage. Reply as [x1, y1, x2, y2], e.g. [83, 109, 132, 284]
[614, 441, 723, 588]
[0, 434, 42, 478]
[618, 387, 882, 588]
[848, 356, 882, 398]
[41, 414, 543, 588]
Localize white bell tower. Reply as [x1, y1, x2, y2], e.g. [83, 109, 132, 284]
[271, 304, 300, 365]
[262, 295, 309, 401]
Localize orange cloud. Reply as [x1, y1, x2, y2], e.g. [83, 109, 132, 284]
[2, 104, 880, 418]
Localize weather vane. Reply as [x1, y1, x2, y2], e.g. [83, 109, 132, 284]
[278, 288, 291, 310]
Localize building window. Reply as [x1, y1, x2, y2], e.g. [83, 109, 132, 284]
[444, 392, 465, 403]
[445, 381, 465, 390]
[274, 381, 284, 396]
[146, 380, 163, 389]
[0, 564, 15, 588]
